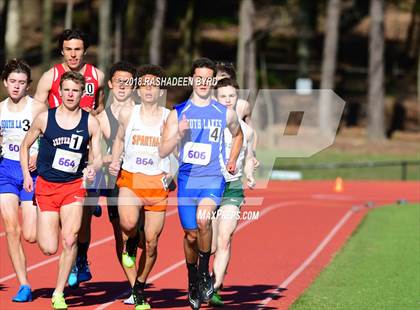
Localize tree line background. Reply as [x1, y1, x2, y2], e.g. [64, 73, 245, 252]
[0, 0, 419, 141]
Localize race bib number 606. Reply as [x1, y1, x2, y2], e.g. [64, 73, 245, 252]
[182, 142, 211, 166]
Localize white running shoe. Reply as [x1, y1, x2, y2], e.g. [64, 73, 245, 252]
[123, 294, 134, 305]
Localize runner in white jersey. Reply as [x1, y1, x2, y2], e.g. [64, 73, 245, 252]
[215, 61, 259, 168]
[0, 59, 46, 302]
[109, 64, 172, 310]
[210, 78, 256, 306]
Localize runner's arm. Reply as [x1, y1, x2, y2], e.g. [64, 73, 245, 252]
[241, 100, 258, 158]
[33, 69, 54, 108]
[87, 115, 103, 172]
[159, 110, 182, 158]
[92, 69, 105, 115]
[20, 111, 47, 191]
[244, 127, 256, 189]
[109, 105, 130, 175]
[226, 109, 243, 173]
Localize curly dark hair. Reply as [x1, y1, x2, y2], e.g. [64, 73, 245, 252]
[58, 29, 90, 51]
[191, 57, 216, 76]
[214, 77, 239, 97]
[137, 64, 166, 79]
[1, 58, 32, 83]
[109, 61, 137, 80]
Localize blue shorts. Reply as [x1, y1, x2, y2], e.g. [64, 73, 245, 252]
[0, 158, 37, 201]
[177, 174, 225, 230]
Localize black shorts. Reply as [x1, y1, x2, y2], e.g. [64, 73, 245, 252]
[86, 172, 120, 221]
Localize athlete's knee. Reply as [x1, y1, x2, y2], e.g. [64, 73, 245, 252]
[184, 230, 197, 245]
[22, 228, 37, 243]
[217, 232, 232, 251]
[196, 217, 211, 232]
[120, 217, 137, 232]
[40, 242, 58, 255]
[145, 237, 158, 257]
[5, 225, 21, 239]
[62, 233, 78, 250]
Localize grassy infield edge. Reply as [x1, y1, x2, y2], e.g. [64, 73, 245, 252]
[290, 203, 420, 310]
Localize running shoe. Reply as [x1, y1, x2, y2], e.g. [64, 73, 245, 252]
[188, 282, 201, 310]
[197, 272, 214, 302]
[209, 289, 224, 307]
[67, 264, 79, 288]
[132, 287, 151, 310]
[51, 293, 67, 309]
[77, 256, 92, 282]
[12, 284, 32, 302]
[122, 234, 139, 268]
[92, 205, 102, 217]
[123, 294, 135, 305]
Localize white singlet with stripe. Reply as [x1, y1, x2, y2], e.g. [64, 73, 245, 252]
[0, 97, 38, 161]
[222, 119, 248, 182]
[122, 105, 170, 175]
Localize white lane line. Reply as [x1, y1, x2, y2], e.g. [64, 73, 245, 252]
[256, 209, 354, 308]
[0, 209, 179, 282]
[95, 201, 300, 310]
[0, 235, 114, 283]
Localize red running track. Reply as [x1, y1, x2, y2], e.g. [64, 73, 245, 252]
[0, 181, 418, 309]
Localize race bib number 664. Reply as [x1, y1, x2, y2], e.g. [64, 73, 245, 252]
[52, 148, 82, 173]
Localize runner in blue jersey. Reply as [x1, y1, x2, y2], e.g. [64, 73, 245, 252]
[159, 58, 243, 309]
[0, 59, 46, 303]
[20, 71, 102, 310]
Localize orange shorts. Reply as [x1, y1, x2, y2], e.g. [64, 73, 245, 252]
[117, 170, 168, 212]
[35, 176, 86, 212]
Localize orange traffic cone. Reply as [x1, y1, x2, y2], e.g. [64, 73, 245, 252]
[334, 177, 343, 192]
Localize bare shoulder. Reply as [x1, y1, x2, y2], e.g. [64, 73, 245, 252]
[32, 97, 48, 116]
[95, 109, 106, 124]
[39, 67, 55, 85]
[0, 98, 5, 114]
[95, 67, 105, 86]
[237, 98, 252, 111]
[236, 98, 252, 119]
[226, 108, 239, 123]
[118, 103, 134, 124]
[167, 109, 179, 123]
[33, 110, 49, 128]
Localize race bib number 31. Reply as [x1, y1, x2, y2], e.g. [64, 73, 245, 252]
[52, 148, 82, 173]
[183, 142, 211, 166]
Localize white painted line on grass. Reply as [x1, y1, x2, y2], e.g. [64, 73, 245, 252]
[257, 209, 354, 308]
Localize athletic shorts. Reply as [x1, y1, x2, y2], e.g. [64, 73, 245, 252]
[0, 158, 37, 202]
[221, 179, 244, 208]
[85, 167, 120, 221]
[104, 175, 120, 221]
[117, 169, 168, 212]
[177, 174, 225, 230]
[35, 176, 86, 212]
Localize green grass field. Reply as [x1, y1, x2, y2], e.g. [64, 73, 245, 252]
[257, 148, 420, 180]
[291, 203, 420, 310]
